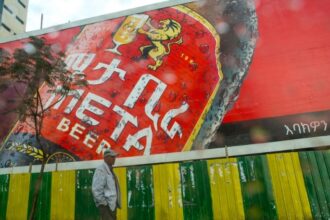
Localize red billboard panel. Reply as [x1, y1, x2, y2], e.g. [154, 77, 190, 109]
[0, 0, 258, 166]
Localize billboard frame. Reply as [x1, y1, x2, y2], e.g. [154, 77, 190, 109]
[0, 134, 329, 175]
[0, 0, 195, 43]
[0, 0, 329, 174]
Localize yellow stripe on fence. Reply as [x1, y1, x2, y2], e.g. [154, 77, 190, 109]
[51, 170, 76, 220]
[153, 163, 184, 220]
[207, 158, 245, 220]
[6, 173, 31, 220]
[114, 167, 127, 220]
[267, 152, 312, 219]
[290, 153, 313, 218]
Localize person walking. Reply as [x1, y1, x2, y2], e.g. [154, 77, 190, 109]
[92, 149, 121, 220]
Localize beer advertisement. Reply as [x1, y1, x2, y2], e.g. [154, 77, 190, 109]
[0, 0, 329, 168]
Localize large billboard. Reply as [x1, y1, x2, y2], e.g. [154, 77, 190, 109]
[0, 0, 329, 168]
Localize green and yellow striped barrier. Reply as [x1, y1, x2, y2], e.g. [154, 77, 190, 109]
[0, 149, 329, 220]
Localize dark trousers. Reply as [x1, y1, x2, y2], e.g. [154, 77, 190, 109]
[98, 205, 117, 220]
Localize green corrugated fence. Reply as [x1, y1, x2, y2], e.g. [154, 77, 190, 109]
[0, 149, 329, 220]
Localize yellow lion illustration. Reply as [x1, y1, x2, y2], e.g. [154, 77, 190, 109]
[138, 19, 183, 70]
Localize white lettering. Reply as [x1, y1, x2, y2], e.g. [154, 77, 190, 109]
[56, 117, 71, 132]
[161, 102, 189, 139]
[300, 123, 310, 133]
[70, 123, 86, 140]
[45, 87, 84, 113]
[321, 120, 328, 131]
[310, 121, 320, 132]
[83, 132, 99, 148]
[284, 125, 294, 135]
[123, 126, 153, 155]
[111, 105, 138, 141]
[65, 53, 95, 77]
[124, 74, 167, 130]
[293, 123, 301, 134]
[96, 139, 111, 154]
[285, 120, 328, 135]
[76, 92, 111, 125]
[88, 59, 126, 85]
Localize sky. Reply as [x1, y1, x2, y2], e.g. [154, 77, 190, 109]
[26, 0, 167, 31]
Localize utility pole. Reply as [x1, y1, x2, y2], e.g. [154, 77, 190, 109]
[40, 13, 43, 29]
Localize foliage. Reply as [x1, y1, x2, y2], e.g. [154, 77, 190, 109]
[0, 36, 87, 220]
[0, 36, 86, 143]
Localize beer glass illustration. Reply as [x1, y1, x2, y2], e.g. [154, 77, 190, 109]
[107, 14, 149, 55]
